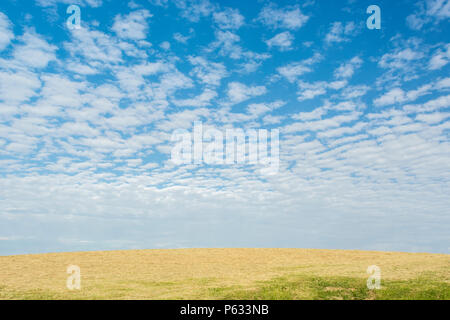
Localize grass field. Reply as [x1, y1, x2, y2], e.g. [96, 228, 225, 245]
[0, 248, 449, 300]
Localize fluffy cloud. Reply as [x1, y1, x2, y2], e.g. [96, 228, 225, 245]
[173, 32, 192, 44]
[247, 100, 285, 118]
[226, 82, 266, 105]
[379, 47, 424, 70]
[265, 31, 294, 51]
[407, 0, 450, 30]
[296, 80, 348, 101]
[174, 0, 215, 22]
[64, 27, 124, 66]
[188, 56, 228, 86]
[325, 22, 357, 44]
[13, 31, 57, 68]
[172, 88, 217, 107]
[428, 44, 450, 70]
[257, 4, 309, 29]
[277, 53, 322, 82]
[334, 56, 363, 79]
[0, 70, 41, 104]
[375, 88, 421, 106]
[373, 77, 450, 106]
[208, 30, 242, 59]
[213, 8, 244, 30]
[0, 12, 13, 51]
[112, 10, 152, 40]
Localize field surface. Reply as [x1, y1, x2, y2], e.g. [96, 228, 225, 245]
[0, 248, 449, 300]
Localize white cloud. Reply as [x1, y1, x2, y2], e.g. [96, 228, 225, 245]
[328, 80, 347, 90]
[160, 41, 170, 50]
[378, 47, 424, 70]
[263, 114, 284, 124]
[265, 31, 294, 51]
[292, 107, 328, 121]
[407, 0, 450, 30]
[156, 107, 209, 131]
[403, 94, 450, 113]
[283, 112, 362, 133]
[297, 81, 328, 101]
[226, 82, 266, 105]
[375, 39, 433, 86]
[173, 32, 191, 44]
[174, 0, 215, 22]
[64, 27, 124, 65]
[426, 0, 450, 19]
[334, 56, 363, 79]
[148, 0, 168, 7]
[286, 57, 360, 101]
[39, 74, 87, 108]
[112, 9, 152, 40]
[207, 30, 270, 67]
[172, 88, 217, 107]
[236, 60, 261, 74]
[406, 13, 427, 30]
[325, 21, 357, 44]
[277, 53, 322, 82]
[416, 112, 450, 124]
[428, 44, 450, 70]
[435, 77, 450, 89]
[374, 88, 411, 107]
[292, 56, 364, 102]
[208, 30, 242, 59]
[13, 31, 57, 68]
[0, 12, 14, 51]
[188, 56, 228, 86]
[0, 70, 41, 104]
[374, 80, 445, 106]
[66, 61, 99, 75]
[247, 100, 285, 118]
[341, 85, 370, 99]
[257, 4, 309, 30]
[213, 8, 244, 30]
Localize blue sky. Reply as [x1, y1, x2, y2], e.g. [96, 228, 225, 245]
[0, 0, 449, 255]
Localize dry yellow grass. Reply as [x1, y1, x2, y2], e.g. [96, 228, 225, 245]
[0, 248, 449, 299]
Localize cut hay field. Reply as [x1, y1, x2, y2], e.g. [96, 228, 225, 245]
[0, 248, 449, 300]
